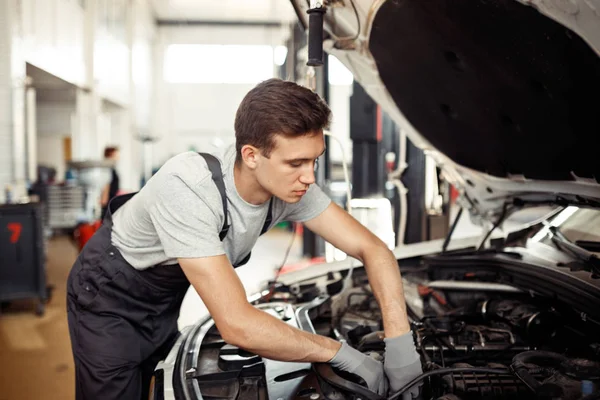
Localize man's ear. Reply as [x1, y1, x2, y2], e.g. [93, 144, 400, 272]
[240, 145, 260, 170]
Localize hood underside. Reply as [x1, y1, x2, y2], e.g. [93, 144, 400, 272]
[293, 0, 600, 216]
[370, 0, 600, 182]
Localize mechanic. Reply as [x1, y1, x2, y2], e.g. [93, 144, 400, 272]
[66, 78, 422, 400]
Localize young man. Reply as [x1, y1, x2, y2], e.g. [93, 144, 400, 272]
[67, 79, 422, 400]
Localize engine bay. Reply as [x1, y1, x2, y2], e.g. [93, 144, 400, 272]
[178, 258, 600, 400]
[323, 277, 600, 400]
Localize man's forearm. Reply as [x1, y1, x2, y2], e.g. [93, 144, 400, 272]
[225, 306, 341, 363]
[361, 244, 411, 337]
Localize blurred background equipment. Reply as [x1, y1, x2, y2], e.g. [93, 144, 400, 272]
[68, 160, 113, 223]
[0, 202, 50, 316]
[46, 185, 86, 232]
[68, 160, 113, 250]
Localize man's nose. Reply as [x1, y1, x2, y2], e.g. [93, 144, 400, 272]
[299, 164, 316, 185]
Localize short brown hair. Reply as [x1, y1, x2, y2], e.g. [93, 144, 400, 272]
[104, 146, 119, 158]
[234, 79, 331, 161]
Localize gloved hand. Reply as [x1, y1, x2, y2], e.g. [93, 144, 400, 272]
[329, 342, 388, 395]
[384, 332, 423, 399]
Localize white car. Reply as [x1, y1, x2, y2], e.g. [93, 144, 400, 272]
[151, 1, 600, 399]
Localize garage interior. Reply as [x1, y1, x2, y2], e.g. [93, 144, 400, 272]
[1, 1, 598, 400]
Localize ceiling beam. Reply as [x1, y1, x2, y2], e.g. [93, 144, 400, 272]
[156, 19, 283, 27]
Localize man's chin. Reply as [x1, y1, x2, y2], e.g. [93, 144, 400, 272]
[282, 194, 303, 204]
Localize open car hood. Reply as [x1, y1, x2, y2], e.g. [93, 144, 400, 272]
[291, 0, 600, 220]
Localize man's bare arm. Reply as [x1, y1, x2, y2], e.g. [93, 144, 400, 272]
[179, 255, 341, 362]
[304, 202, 411, 337]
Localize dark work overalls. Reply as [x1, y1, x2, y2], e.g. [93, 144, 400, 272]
[66, 154, 273, 400]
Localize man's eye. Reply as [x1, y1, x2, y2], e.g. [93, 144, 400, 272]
[290, 162, 302, 168]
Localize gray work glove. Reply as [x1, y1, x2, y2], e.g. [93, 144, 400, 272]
[329, 342, 389, 395]
[384, 332, 423, 399]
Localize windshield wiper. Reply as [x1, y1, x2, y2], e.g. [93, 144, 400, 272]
[549, 226, 600, 277]
[575, 240, 600, 253]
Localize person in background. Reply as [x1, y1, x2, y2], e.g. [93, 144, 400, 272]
[100, 146, 120, 221]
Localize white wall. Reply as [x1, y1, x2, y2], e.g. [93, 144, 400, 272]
[159, 25, 290, 46]
[37, 136, 65, 182]
[0, 1, 16, 197]
[151, 25, 289, 166]
[0, 0, 156, 201]
[35, 102, 74, 182]
[20, 0, 86, 87]
[154, 83, 252, 163]
[37, 103, 75, 137]
[0, 0, 28, 200]
[328, 84, 353, 165]
[132, 0, 155, 133]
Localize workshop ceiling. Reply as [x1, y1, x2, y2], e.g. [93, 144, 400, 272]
[151, 0, 296, 24]
[26, 64, 77, 103]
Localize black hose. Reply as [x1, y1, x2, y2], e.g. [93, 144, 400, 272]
[477, 202, 509, 251]
[512, 351, 567, 367]
[510, 351, 567, 397]
[442, 207, 463, 253]
[386, 367, 511, 400]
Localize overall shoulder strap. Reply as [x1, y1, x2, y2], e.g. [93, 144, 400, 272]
[260, 198, 274, 235]
[197, 152, 229, 241]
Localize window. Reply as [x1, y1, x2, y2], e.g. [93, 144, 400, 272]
[553, 208, 600, 254]
[164, 44, 275, 84]
[535, 207, 600, 256]
[328, 55, 354, 86]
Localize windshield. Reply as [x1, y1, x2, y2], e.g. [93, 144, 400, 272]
[536, 207, 600, 255]
[558, 208, 600, 242]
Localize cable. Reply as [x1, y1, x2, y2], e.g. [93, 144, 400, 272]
[386, 367, 511, 400]
[323, 130, 355, 290]
[265, 222, 298, 301]
[323, 130, 351, 214]
[328, 0, 361, 43]
[442, 207, 463, 253]
[477, 202, 510, 251]
[388, 126, 408, 247]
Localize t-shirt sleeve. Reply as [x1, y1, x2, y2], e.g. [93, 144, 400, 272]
[148, 173, 226, 259]
[282, 183, 332, 222]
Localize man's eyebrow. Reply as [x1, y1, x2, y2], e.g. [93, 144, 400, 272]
[285, 148, 326, 162]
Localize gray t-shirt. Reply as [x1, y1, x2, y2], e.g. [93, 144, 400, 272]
[111, 144, 331, 270]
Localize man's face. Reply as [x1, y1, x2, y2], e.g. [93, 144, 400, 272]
[255, 132, 325, 203]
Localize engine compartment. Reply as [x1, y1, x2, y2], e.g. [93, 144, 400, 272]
[326, 278, 600, 400]
[178, 259, 600, 400]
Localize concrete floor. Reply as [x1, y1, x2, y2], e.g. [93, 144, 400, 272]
[0, 235, 78, 400]
[0, 205, 554, 399]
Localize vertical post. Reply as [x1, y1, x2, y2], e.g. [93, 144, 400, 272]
[0, 0, 13, 198]
[322, 53, 331, 181]
[71, 0, 100, 162]
[11, 80, 26, 185]
[0, 0, 27, 200]
[26, 87, 37, 183]
[350, 81, 381, 198]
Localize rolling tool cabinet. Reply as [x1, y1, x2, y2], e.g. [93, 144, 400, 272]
[0, 202, 49, 315]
